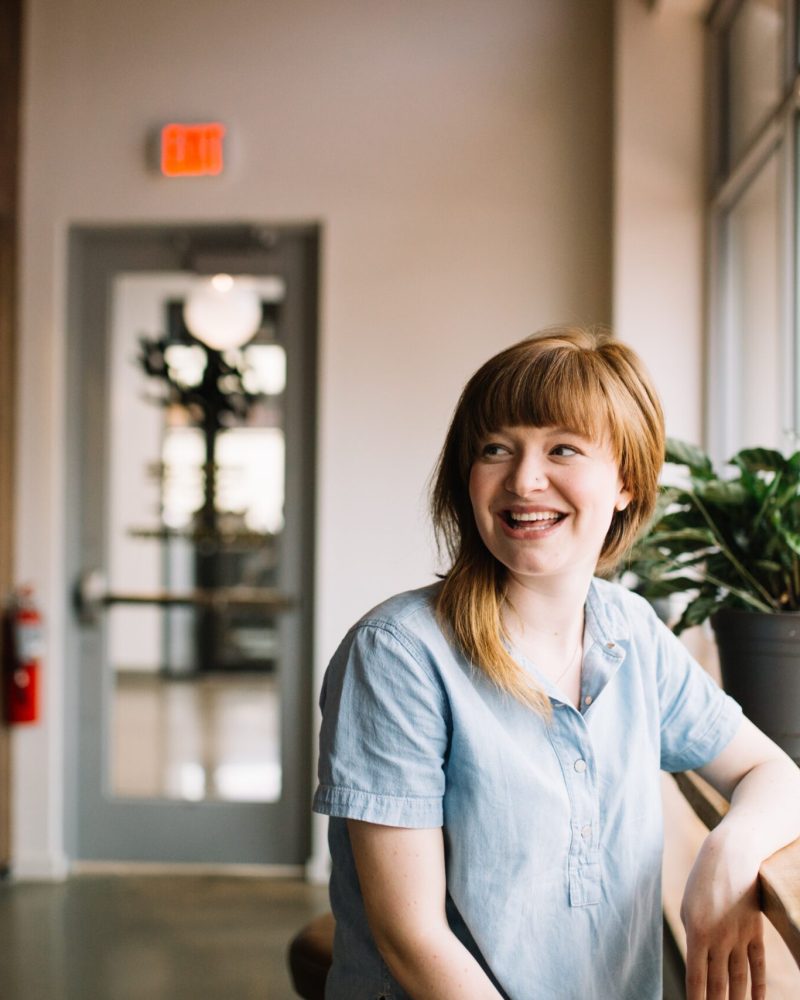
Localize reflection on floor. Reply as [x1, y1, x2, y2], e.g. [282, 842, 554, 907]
[0, 874, 329, 1000]
[112, 673, 281, 802]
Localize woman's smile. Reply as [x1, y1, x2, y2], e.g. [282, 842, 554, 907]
[498, 506, 567, 536]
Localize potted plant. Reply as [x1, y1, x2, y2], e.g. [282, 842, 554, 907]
[627, 439, 800, 763]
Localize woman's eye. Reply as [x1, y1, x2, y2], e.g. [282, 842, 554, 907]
[480, 442, 508, 458]
[551, 444, 579, 457]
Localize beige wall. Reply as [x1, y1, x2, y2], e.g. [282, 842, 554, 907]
[614, 0, 706, 445]
[14, 0, 618, 876]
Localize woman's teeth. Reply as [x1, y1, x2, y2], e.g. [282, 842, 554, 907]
[504, 511, 563, 527]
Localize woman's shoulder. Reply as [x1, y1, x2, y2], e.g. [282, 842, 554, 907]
[336, 582, 451, 668]
[323, 582, 452, 699]
[356, 581, 443, 634]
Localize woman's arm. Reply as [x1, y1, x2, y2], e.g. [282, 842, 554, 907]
[347, 820, 504, 1000]
[681, 717, 800, 1000]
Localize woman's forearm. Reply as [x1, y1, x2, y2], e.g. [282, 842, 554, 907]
[716, 755, 800, 867]
[347, 821, 504, 999]
[696, 719, 800, 871]
[377, 924, 504, 1000]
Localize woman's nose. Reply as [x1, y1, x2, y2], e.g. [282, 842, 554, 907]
[504, 455, 548, 496]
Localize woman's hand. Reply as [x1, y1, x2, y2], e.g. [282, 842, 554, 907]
[680, 830, 766, 1000]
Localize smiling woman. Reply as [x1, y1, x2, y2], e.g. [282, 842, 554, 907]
[432, 329, 662, 715]
[313, 327, 800, 1000]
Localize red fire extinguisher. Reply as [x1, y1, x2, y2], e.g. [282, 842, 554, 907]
[4, 585, 43, 725]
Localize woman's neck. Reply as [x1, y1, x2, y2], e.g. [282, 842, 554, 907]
[500, 571, 591, 688]
[503, 570, 591, 639]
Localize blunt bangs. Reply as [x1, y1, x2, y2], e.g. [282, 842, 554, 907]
[462, 345, 622, 465]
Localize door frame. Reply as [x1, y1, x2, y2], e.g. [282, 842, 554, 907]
[63, 224, 318, 867]
[0, 0, 23, 876]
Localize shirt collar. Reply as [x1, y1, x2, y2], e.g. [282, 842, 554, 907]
[585, 578, 630, 650]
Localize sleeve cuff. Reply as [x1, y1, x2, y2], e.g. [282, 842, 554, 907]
[312, 784, 444, 828]
[661, 696, 743, 773]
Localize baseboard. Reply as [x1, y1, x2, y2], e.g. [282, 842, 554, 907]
[70, 860, 304, 879]
[10, 850, 70, 881]
[69, 860, 305, 878]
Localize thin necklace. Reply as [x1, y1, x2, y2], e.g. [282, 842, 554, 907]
[551, 629, 583, 687]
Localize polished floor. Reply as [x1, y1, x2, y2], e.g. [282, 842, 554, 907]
[0, 873, 329, 1000]
[0, 871, 686, 1000]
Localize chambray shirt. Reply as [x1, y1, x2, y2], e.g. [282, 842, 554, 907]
[313, 579, 742, 1000]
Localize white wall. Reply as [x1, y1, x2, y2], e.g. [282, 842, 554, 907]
[614, 0, 706, 445]
[14, 0, 617, 877]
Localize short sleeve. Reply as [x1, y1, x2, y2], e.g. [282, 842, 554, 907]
[312, 620, 450, 828]
[656, 621, 742, 772]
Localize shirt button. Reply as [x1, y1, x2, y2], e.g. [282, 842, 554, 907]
[606, 641, 615, 649]
[581, 825, 592, 840]
[584, 694, 593, 706]
[574, 758, 587, 773]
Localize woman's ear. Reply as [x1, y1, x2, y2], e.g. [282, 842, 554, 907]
[615, 486, 632, 512]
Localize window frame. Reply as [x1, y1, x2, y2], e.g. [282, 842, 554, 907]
[706, 0, 799, 461]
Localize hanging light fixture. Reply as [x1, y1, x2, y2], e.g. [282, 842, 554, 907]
[182, 274, 262, 351]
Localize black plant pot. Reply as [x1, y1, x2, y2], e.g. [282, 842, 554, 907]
[711, 610, 800, 765]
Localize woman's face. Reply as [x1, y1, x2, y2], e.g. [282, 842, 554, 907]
[468, 424, 631, 594]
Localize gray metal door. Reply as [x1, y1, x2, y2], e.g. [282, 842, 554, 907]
[64, 225, 317, 866]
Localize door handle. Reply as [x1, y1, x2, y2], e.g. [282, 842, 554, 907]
[74, 569, 296, 626]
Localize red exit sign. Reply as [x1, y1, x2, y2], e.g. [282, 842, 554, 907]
[161, 122, 226, 177]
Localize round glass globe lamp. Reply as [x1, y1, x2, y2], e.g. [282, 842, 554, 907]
[183, 275, 262, 351]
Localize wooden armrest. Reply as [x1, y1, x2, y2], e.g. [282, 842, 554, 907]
[761, 843, 800, 967]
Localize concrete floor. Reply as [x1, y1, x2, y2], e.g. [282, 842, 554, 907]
[0, 874, 330, 1000]
[0, 871, 692, 999]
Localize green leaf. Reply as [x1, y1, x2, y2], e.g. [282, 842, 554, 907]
[638, 576, 701, 598]
[774, 479, 800, 508]
[730, 448, 789, 476]
[694, 480, 751, 506]
[656, 485, 686, 505]
[673, 592, 720, 634]
[774, 522, 800, 556]
[702, 572, 778, 612]
[665, 439, 714, 478]
[648, 509, 704, 534]
[668, 552, 714, 569]
[647, 528, 715, 561]
[647, 527, 715, 547]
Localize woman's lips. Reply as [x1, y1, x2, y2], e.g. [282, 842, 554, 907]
[498, 509, 567, 534]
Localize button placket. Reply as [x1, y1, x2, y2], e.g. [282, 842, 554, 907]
[548, 712, 601, 907]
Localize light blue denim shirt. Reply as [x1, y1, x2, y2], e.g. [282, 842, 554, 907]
[313, 579, 742, 1000]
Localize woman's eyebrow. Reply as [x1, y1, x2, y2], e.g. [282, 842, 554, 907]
[544, 425, 590, 437]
